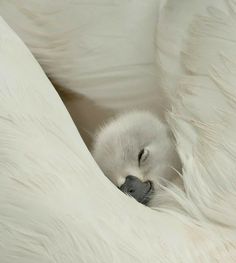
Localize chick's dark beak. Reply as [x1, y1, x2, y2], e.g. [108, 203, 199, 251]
[119, 175, 154, 205]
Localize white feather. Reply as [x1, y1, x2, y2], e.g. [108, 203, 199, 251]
[1, 0, 236, 261]
[163, 0, 236, 247]
[0, 0, 167, 116]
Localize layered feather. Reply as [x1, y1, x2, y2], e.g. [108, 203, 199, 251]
[162, 0, 236, 252]
[1, 0, 236, 261]
[0, 0, 166, 115]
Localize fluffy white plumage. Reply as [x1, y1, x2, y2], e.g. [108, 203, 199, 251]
[0, 0, 236, 262]
[92, 110, 182, 207]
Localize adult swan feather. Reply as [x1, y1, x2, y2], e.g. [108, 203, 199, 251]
[0, 0, 236, 262]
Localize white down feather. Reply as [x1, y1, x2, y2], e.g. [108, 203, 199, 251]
[1, 0, 236, 262]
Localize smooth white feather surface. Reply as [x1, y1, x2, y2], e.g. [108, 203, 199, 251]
[1, 14, 236, 262]
[0, 0, 167, 116]
[0, 0, 169, 146]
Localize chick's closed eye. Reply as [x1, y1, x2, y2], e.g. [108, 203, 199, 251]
[138, 148, 149, 166]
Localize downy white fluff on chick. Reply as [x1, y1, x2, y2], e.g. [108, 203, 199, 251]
[92, 111, 182, 207]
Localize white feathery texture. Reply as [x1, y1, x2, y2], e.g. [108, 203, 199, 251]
[1, 0, 236, 261]
[156, 0, 229, 100]
[0, 0, 167, 116]
[1, 12, 236, 262]
[0, 0, 169, 146]
[158, 0, 236, 255]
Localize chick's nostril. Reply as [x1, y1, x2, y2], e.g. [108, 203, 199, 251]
[128, 188, 135, 194]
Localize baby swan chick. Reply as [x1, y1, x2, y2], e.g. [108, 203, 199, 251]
[92, 111, 181, 207]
